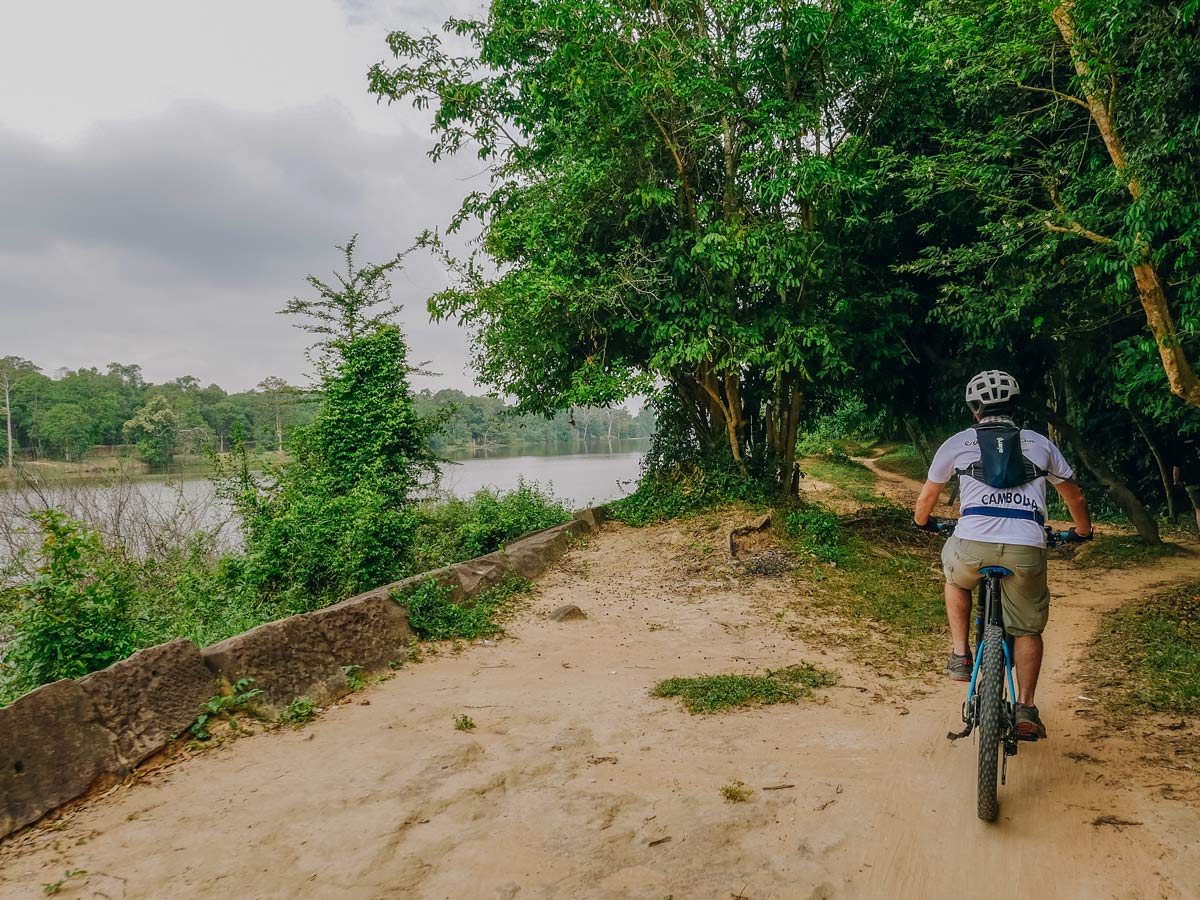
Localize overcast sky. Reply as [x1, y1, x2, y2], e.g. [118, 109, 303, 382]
[0, 0, 489, 393]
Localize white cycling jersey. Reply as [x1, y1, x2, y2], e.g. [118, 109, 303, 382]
[928, 420, 1074, 548]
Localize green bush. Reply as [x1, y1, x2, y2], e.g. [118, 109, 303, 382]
[400, 574, 529, 641]
[611, 462, 766, 527]
[0, 511, 139, 702]
[221, 325, 437, 610]
[412, 480, 571, 571]
[796, 394, 884, 457]
[127, 535, 272, 649]
[785, 506, 845, 563]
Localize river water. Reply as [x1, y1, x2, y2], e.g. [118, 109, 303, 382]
[0, 442, 646, 561]
[438, 441, 645, 509]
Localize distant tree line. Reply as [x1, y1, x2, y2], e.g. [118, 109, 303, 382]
[414, 388, 654, 453]
[0, 356, 313, 466]
[0, 356, 654, 467]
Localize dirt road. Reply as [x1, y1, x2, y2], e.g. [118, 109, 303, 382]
[2, 473, 1198, 899]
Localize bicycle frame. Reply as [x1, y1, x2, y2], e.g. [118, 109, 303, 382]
[957, 569, 1019, 758]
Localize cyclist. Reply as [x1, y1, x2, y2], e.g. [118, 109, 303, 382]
[911, 371, 1093, 739]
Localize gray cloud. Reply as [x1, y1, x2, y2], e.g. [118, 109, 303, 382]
[0, 100, 483, 391]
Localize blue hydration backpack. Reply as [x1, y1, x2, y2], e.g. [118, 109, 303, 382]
[957, 422, 1048, 489]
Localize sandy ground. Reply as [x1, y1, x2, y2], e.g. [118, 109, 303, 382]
[2, 468, 1199, 900]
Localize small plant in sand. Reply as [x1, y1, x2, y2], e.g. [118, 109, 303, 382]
[190, 678, 264, 740]
[721, 780, 753, 803]
[278, 697, 318, 727]
[454, 714, 476, 731]
[42, 870, 88, 895]
[342, 664, 366, 692]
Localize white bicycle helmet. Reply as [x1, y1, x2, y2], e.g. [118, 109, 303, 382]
[965, 370, 1020, 415]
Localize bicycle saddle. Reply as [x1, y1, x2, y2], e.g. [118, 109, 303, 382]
[979, 566, 1014, 577]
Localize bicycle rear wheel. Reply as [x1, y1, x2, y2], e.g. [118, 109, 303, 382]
[976, 622, 1006, 822]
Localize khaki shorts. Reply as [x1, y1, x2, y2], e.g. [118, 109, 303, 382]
[942, 537, 1050, 637]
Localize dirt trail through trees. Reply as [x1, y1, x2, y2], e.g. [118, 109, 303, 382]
[2, 470, 1199, 899]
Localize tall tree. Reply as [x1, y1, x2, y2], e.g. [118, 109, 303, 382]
[0, 357, 39, 468]
[373, 0, 927, 488]
[910, 0, 1200, 413]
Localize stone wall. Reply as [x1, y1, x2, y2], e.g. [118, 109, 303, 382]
[0, 506, 606, 840]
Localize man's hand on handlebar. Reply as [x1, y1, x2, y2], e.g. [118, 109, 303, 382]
[914, 516, 941, 534]
[1064, 526, 1094, 544]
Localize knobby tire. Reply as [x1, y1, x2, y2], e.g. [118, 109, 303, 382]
[976, 623, 1006, 822]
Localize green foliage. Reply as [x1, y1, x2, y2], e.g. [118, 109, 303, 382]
[223, 241, 439, 610]
[399, 573, 530, 641]
[0, 511, 139, 702]
[33, 404, 94, 462]
[412, 481, 571, 571]
[651, 664, 837, 714]
[376, 0, 931, 489]
[122, 395, 181, 466]
[126, 536, 271, 650]
[453, 713, 476, 731]
[415, 388, 653, 452]
[796, 396, 886, 458]
[190, 678, 264, 740]
[342, 665, 366, 692]
[785, 506, 845, 564]
[795, 507, 949, 644]
[611, 429, 768, 527]
[0, 355, 312, 465]
[278, 697, 318, 727]
[836, 545, 947, 640]
[1092, 584, 1200, 715]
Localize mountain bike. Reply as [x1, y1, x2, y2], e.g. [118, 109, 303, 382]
[940, 523, 1069, 822]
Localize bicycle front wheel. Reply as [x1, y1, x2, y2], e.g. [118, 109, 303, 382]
[976, 623, 1006, 822]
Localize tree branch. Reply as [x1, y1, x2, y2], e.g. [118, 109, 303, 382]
[1014, 81, 1090, 110]
[1043, 219, 1114, 245]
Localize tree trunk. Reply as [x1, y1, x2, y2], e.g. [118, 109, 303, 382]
[1044, 408, 1161, 545]
[697, 363, 748, 475]
[2, 374, 12, 468]
[1129, 410, 1177, 521]
[904, 418, 932, 469]
[275, 408, 283, 454]
[1053, 2, 1200, 409]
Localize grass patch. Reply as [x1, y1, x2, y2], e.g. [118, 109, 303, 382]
[651, 663, 836, 714]
[454, 713, 476, 731]
[782, 505, 950, 665]
[872, 443, 928, 483]
[1088, 583, 1200, 715]
[801, 454, 879, 505]
[721, 780, 754, 803]
[1071, 534, 1184, 570]
[398, 572, 530, 641]
[412, 481, 571, 572]
[836, 546, 947, 639]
